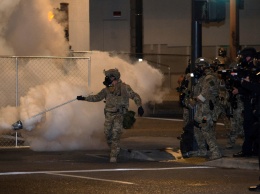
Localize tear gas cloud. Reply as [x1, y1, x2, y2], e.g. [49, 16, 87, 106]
[0, 0, 68, 56]
[0, 0, 168, 151]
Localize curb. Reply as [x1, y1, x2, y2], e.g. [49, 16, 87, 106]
[203, 157, 259, 170]
[119, 149, 175, 161]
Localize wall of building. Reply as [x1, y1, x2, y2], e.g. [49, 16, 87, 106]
[240, 0, 260, 45]
[51, 0, 90, 51]
[142, 0, 260, 89]
[51, 0, 260, 90]
[143, 0, 260, 46]
[89, 0, 131, 52]
[50, 0, 260, 53]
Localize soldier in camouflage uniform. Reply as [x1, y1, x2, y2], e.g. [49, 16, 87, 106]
[182, 73, 191, 127]
[226, 94, 244, 148]
[178, 73, 192, 127]
[190, 57, 222, 160]
[212, 58, 234, 147]
[225, 62, 245, 149]
[77, 68, 144, 163]
[176, 60, 193, 127]
[217, 47, 231, 68]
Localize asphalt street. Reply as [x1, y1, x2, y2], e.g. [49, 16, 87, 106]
[0, 117, 260, 193]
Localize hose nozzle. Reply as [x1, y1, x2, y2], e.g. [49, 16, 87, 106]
[12, 120, 23, 130]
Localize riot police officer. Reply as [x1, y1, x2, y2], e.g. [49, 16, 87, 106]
[233, 47, 257, 157]
[213, 58, 235, 148]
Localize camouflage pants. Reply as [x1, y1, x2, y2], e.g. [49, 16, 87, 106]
[194, 102, 221, 156]
[104, 112, 123, 158]
[228, 99, 244, 144]
[215, 103, 232, 132]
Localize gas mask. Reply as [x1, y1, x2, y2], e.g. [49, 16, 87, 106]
[103, 76, 113, 87]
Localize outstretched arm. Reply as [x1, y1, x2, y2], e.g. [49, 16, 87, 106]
[77, 88, 107, 102]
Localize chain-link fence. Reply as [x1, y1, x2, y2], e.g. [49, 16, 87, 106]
[0, 56, 91, 148]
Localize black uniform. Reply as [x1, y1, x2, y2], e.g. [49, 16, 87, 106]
[233, 80, 260, 157]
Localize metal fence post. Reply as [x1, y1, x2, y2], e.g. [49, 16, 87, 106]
[15, 57, 19, 147]
[88, 57, 91, 87]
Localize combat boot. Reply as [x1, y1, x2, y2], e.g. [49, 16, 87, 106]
[110, 157, 117, 163]
[110, 147, 120, 163]
[189, 149, 207, 157]
[225, 142, 234, 149]
[207, 152, 222, 161]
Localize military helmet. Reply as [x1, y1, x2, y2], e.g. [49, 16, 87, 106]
[195, 57, 212, 69]
[194, 57, 215, 76]
[104, 68, 121, 80]
[218, 47, 227, 57]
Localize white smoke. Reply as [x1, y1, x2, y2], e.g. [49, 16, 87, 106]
[0, 0, 168, 151]
[14, 51, 167, 151]
[0, 0, 68, 56]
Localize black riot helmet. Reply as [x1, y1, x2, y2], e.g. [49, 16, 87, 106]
[238, 47, 256, 66]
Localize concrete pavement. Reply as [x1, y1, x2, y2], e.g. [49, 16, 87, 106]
[1, 103, 259, 171]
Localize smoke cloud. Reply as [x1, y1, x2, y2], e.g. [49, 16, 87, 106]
[0, 0, 167, 151]
[0, 0, 68, 56]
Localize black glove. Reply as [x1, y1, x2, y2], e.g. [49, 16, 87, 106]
[193, 120, 201, 128]
[209, 100, 214, 110]
[77, 95, 85, 100]
[138, 106, 144, 116]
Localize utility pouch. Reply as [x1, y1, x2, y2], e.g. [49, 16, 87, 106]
[123, 110, 136, 129]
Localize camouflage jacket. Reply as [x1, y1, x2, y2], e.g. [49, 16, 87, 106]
[85, 80, 142, 113]
[194, 72, 219, 103]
